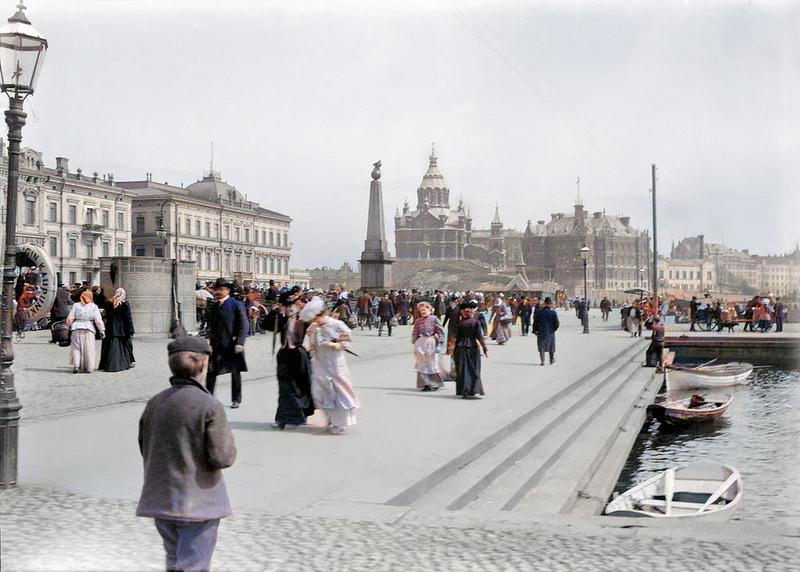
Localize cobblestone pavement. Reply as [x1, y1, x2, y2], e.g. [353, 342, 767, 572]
[2, 486, 799, 572]
[4, 311, 799, 571]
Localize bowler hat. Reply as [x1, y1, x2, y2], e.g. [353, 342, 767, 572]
[167, 336, 212, 355]
[212, 277, 233, 289]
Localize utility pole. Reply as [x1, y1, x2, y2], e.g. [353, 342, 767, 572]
[651, 164, 658, 313]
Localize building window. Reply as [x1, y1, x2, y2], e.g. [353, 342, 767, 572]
[136, 216, 145, 233]
[225, 254, 231, 271]
[205, 222, 211, 237]
[49, 236, 57, 256]
[276, 258, 282, 274]
[86, 241, 94, 259]
[276, 233, 281, 247]
[102, 242, 110, 257]
[49, 202, 57, 222]
[235, 254, 242, 272]
[69, 271, 77, 285]
[284, 232, 288, 246]
[262, 230, 266, 245]
[25, 197, 35, 225]
[135, 246, 145, 257]
[270, 258, 275, 274]
[707, 271, 712, 280]
[117, 211, 125, 230]
[154, 246, 164, 258]
[117, 242, 124, 256]
[185, 218, 191, 234]
[69, 238, 77, 258]
[102, 210, 110, 228]
[244, 228, 250, 243]
[68, 204, 77, 224]
[206, 252, 211, 270]
[234, 227, 240, 242]
[215, 253, 220, 270]
[682, 271, 687, 279]
[86, 208, 95, 225]
[196, 220, 201, 236]
[269, 231, 274, 246]
[245, 256, 251, 272]
[224, 226, 230, 240]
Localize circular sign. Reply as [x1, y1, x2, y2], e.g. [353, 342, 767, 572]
[15, 243, 57, 322]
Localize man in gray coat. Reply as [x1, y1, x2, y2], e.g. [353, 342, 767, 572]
[137, 336, 237, 572]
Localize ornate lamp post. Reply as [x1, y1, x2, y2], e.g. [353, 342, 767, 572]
[0, 2, 47, 488]
[580, 244, 590, 334]
[155, 199, 184, 338]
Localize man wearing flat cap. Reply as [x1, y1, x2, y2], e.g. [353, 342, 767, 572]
[137, 336, 236, 572]
[206, 277, 249, 408]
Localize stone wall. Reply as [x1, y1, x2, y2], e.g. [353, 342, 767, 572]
[99, 257, 197, 334]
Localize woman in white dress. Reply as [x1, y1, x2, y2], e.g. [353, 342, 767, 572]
[301, 297, 360, 435]
[66, 289, 106, 373]
[412, 302, 444, 391]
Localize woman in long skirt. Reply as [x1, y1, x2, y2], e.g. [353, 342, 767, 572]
[66, 289, 105, 373]
[454, 300, 488, 399]
[301, 297, 360, 435]
[99, 288, 136, 372]
[273, 295, 314, 430]
[490, 296, 510, 345]
[412, 302, 444, 391]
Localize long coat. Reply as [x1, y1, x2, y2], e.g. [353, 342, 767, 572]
[532, 306, 559, 353]
[207, 296, 249, 375]
[136, 377, 237, 521]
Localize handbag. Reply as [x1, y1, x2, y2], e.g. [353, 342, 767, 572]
[94, 329, 104, 340]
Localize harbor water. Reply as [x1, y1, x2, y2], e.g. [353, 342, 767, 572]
[614, 367, 800, 525]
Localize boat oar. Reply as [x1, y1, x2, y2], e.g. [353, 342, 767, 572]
[698, 471, 740, 513]
[664, 468, 675, 516]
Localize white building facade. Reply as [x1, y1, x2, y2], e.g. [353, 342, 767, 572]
[1, 147, 132, 286]
[120, 170, 292, 285]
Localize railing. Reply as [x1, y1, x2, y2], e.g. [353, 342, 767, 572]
[81, 223, 105, 236]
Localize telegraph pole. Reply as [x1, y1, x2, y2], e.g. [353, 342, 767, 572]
[651, 164, 658, 313]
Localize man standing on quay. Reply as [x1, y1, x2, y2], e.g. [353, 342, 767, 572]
[532, 297, 559, 366]
[206, 277, 249, 408]
[137, 336, 237, 572]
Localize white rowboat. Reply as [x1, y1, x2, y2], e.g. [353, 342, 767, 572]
[604, 462, 742, 521]
[665, 361, 753, 391]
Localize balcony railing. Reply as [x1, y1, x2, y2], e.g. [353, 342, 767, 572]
[81, 223, 105, 237]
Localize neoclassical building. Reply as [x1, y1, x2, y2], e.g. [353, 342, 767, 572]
[522, 202, 650, 297]
[119, 169, 292, 284]
[0, 147, 133, 286]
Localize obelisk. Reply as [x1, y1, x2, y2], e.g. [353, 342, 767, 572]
[359, 161, 394, 291]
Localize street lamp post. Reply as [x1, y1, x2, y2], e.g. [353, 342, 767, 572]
[639, 266, 646, 289]
[156, 199, 184, 338]
[580, 244, 590, 334]
[0, 2, 47, 487]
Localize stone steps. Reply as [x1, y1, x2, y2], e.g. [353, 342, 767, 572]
[389, 339, 650, 515]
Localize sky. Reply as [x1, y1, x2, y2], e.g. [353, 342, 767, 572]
[10, 0, 800, 268]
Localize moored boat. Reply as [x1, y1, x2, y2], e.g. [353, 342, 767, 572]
[647, 395, 733, 427]
[665, 362, 753, 391]
[605, 462, 742, 520]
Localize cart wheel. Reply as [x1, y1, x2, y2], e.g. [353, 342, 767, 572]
[697, 316, 715, 331]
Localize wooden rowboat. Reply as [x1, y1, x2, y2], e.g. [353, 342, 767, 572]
[647, 395, 733, 427]
[665, 361, 753, 391]
[605, 462, 742, 521]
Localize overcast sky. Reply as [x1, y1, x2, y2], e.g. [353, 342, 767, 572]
[13, 0, 800, 268]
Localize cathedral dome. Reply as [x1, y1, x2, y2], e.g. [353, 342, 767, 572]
[186, 171, 243, 202]
[417, 144, 450, 209]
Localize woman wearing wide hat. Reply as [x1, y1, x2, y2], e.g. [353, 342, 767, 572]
[301, 296, 360, 434]
[454, 299, 488, 399]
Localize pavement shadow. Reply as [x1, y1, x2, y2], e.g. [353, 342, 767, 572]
[228, 421, 273, 431]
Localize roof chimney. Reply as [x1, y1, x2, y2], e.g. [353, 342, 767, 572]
[56, 157, 69, 176]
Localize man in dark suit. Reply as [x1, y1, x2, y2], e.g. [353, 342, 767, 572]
[206, 277, 249, 408]
[532, 297, 560, 366]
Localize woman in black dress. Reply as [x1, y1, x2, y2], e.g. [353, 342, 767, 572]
[99, 287, 136, 372]
[454, 299, 488, 399]
[272, 294, 314, 430]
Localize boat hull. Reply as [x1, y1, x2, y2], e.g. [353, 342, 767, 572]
[605, 462, 742, 520]
[665, 362, 753, 391]
[648, 396, 732, 427]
